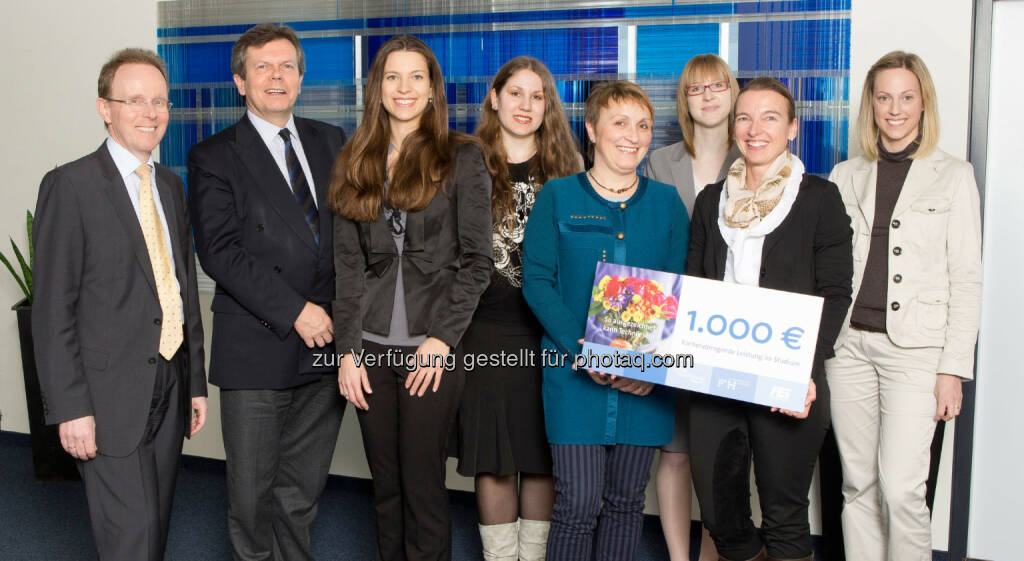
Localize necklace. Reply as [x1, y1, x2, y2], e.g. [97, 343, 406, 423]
[587, 170, 638, 194]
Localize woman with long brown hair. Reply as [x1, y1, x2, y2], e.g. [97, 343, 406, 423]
[457, 56, 582, 561]
[329, 35, 493, 561]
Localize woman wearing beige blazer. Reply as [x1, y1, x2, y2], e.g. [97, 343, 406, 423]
[826, 51, 982, 561]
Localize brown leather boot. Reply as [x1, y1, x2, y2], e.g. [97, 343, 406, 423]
[720, 547, 767, 561]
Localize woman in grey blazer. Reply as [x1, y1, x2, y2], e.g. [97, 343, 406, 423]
[826, 51, 982, 561]
[642, 53, 740, 561]
[329, 35, 493, 561]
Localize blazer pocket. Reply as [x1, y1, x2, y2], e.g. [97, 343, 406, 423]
[558, 219, 612, 250]
[81, 346, 109, 371]
[917, 289, 949, 330]
[911, 197, 951, 214]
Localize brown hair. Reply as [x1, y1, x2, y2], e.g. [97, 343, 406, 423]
[676, 54, 738, 157]
[231, 23, 305, 78]
[583, 81, 654, 160]
[328, 35, 474, 222]
[584, 80, 654, 130]
[475, 56, 581, 224]
[97, 48, 168, 99]
[857, 51, 939, 160]
[736, 77, 796, 121]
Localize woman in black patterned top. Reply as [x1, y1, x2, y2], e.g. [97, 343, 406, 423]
[457, 56, 582, 561]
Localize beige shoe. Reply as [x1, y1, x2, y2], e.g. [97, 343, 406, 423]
[517, 518, 550, 561]
[480, 521, 519, 561]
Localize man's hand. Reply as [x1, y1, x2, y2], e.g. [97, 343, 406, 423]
[934, 373, 964, 421]
[190, 397, 208, 436]
[59, 415, 97, 461]
[293, 302, 333, 348]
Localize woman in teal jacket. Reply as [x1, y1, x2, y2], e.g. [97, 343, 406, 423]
[522, 80, 689, 561]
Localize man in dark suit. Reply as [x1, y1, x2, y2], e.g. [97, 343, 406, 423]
[32, 48, 208, 561]
[187, 24, 346, 561]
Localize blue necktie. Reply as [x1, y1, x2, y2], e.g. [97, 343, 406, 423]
[279, 128, 319, 244]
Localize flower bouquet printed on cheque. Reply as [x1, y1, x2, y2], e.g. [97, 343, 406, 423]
[584, 262, 682, 353]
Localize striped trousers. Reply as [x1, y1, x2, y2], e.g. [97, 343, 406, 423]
[546, 444, 656, 561]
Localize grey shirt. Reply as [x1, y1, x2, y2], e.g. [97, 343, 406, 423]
[362, 201, 426, 348]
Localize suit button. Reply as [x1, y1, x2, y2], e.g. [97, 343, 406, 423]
[760, 268, 766, 277]
[891, 219, 901, 229]
[617, 232, 624, 240]
[893, 274, 902, 283]
[154, 318, 161, 325]
[148, 357, 157, 364]
[892, 246, 902, 256]
[256, 224, 264, 232]
[273, 266, 282, 273]
[891, 302, 901, 311]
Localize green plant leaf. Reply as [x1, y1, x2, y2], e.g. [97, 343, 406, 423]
[12, 238, 31, 303]
[26, 210, 33, 268]
[0, 246, 30, 302]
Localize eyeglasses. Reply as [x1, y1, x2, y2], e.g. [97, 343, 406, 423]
[684, 81, 730, 97]
[104, 97, 173, 112]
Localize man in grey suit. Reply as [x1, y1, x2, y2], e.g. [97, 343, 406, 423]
[32, 48, 208, 561]
[187, 24, 346, 561]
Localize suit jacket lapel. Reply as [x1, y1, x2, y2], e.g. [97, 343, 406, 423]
[234, 115, 318, 254]
[892, 152, 939, 218]
[852, 158, 876, 230]
[296, 117, 333, 256]
[154, 165, 188, 285]
[667, 144, 696, 213]
[96, 144, 158, 296]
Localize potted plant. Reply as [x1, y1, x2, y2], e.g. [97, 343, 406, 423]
[1, 210, 78, 480]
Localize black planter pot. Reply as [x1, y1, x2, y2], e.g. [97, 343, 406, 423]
[12, 299, 79, 481]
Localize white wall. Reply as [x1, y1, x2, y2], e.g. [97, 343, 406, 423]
[968, 2, 1024, 559]
[0, 1, 158, 433]
[0, 0, 978, 543]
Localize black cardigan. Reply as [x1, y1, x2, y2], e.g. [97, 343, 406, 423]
[332, 141, 494, 354]
[686, 174, 853, 373]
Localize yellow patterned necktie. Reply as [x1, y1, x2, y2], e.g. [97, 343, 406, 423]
[136, 164, 183, 360]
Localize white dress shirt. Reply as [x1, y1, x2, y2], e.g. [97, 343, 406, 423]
[105, 137, 184, 321]
[247, 110, 318, 206]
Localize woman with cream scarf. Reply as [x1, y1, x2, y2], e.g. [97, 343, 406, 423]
[685, 77, 853, 561]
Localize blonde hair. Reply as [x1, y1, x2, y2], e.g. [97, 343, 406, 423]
[675, 54, 739, 157]
[857, 51, 940, 160]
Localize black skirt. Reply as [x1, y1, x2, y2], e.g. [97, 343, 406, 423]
[455, 319, 552, 476]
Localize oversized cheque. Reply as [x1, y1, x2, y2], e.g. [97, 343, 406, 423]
[580, 262, 823, 411]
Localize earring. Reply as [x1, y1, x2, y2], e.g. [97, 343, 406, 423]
[428, 97, 433, 103]
[492, 104, 498, 110]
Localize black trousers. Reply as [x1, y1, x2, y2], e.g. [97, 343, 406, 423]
[78, 350, 186, 561]
[357, 340, 464, 561]
[689, 379, 830, 561]
[220, 374, 345, 561]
